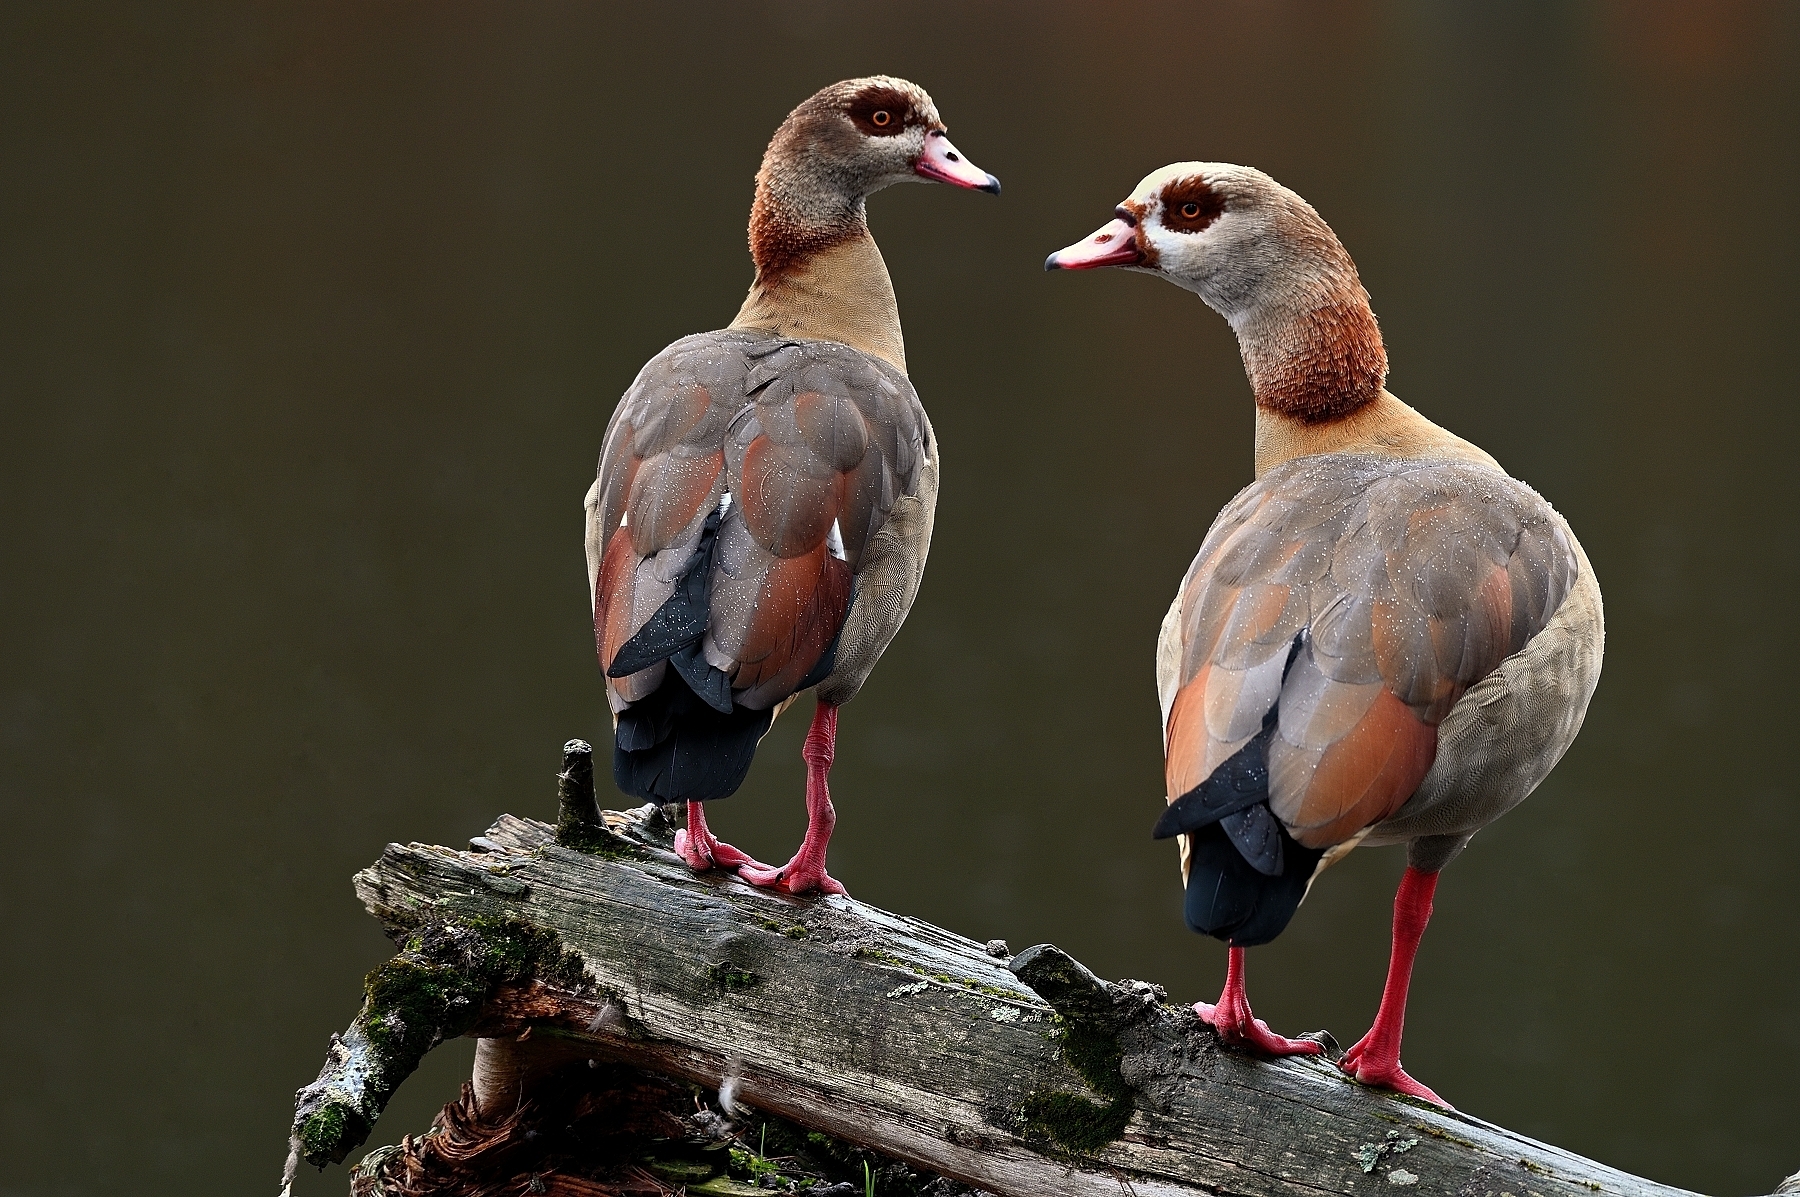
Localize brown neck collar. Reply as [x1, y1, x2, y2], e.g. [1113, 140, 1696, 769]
[1237, 289, 1386, 424]
[731, 130, 905, 371]
[747, 175, 867, 284]
[731, 230, 906, 372]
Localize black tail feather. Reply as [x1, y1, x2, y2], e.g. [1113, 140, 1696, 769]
[1183, 820, 1323, 947]
[667, 641, 734, 714]
[1155, 633, 1307, 847]
[1160, 631, 1319, 944]
[608, 508, 725, 686]
[613, 671, 773, 804]
[1153, 721, 1276, 841]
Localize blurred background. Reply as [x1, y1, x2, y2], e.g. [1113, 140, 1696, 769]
[3, 2, 1797, 1194]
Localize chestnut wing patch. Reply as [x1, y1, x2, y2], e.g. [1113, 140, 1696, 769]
[593, 332, 927, 720]
[593, 333, 742, 709]
[1163, 456, 1578, 856]
[592, 333, 925, 804]
[704, 340, 925, 711]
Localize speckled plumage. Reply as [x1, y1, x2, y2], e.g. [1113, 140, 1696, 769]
[587, 328, 933, 722]
[1053, 161, 1606, 905]
[584, 75, 987, 826]
[1158, 453, 1598, 875]
[1051, 162, 1604, 1099]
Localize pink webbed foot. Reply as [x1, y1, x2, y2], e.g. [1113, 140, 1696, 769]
[674, 803, 769, 874]
[738, 701, 849, 897]
[1335, 866, 1451, 1107]
[737, 856, 847, 897]
[1338, 1033, 1448, 1106]
[673, 829, 767, 872]
[1194, 997, 1323, 1057]
[1197, 946, 1323, 1058]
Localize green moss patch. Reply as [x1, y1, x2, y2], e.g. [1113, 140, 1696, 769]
[726, 1114, 943, 1197]
[853, 947, 1027, 1003]
[298, 914, 592, 1168]
[1019, 1011, 1133, 1154]
[1007, 945, 1137, 1156]
[360, 916, 588, 1065]
[710, 962, 760, 991]
[1020, 1089, 1133, 1155]
[298, 1101, 360, 1161]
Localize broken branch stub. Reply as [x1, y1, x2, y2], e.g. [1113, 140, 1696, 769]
[555, 738, 603, 842]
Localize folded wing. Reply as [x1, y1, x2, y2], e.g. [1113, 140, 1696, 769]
[1163, 455, 1579, 857]
[592, 331, 927, 741]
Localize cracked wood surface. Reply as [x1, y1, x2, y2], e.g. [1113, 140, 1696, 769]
[340, 804, 1713, 1197]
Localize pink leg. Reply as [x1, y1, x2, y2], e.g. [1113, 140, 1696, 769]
[1195, 945, 1323, 1057]
[738, 702, 847, 896]
[673, 799, 769, 874]
[1338, 866, 1450, 1106]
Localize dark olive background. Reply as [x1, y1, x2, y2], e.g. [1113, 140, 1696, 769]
[3, 3, 1797, 1194]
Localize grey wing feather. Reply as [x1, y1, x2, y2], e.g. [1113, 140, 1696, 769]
[589, 329, 933, 717]
[1164, 455, 1591, 850]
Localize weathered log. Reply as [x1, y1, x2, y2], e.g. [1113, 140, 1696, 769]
[287, 744, 1788, 1197]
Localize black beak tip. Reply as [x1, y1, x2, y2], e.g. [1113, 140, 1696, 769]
[980, 174, 1001, 196]
[1043, 252, 1061, 272]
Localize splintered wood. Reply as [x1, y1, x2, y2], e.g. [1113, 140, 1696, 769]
[293, 801, 1714, 1197]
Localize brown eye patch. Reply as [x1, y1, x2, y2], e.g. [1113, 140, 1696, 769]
[1160, 177, 1225, 233]
[847, 87, 914, 136]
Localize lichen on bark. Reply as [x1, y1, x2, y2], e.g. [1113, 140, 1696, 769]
[289, 914, 592, 1170]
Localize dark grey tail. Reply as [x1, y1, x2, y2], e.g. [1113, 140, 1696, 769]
[613, 672, 773, 804]
[1181, 820, 1322, 947]
[607, 507, 765, 804]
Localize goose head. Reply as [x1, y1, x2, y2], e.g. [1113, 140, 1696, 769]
[779, 75, 999, 196]
[751, 77, 998, 278]
[1046, 163, 1386, 423]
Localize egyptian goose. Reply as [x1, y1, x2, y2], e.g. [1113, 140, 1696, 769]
[585, 77, 998, 896]
[1047, 164, 1603, 1104]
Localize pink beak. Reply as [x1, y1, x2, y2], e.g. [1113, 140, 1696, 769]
[1044, 215, 1144, 270]
[914, 131, 1001, 194]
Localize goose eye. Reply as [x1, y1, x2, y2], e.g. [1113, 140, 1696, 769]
[872, 110, 891, 127]
[1181, 202, 1201, 218]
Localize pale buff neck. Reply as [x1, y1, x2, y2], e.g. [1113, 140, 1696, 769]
[729, 232, 907, 373]
[1253, 390, 1501, 479]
